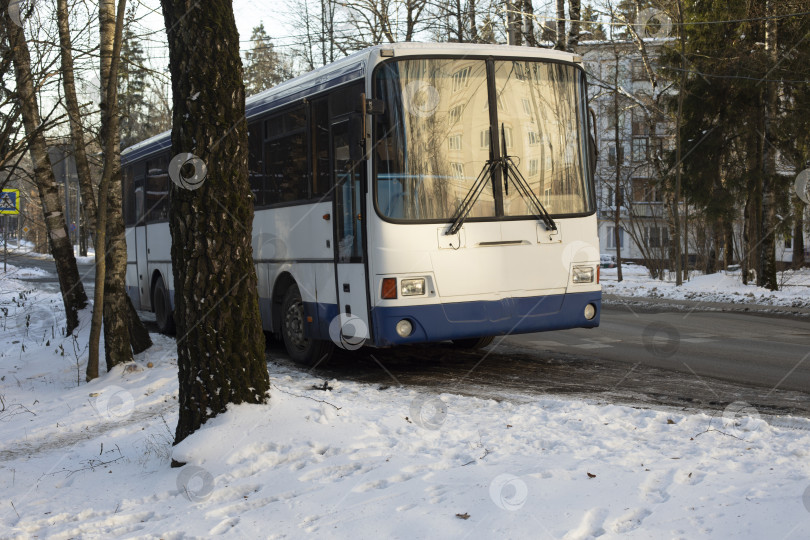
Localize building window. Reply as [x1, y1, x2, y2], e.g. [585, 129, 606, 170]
[448, 134, 462, 151]
[645, 226, 669, 248]
[449, 104, 464, 124]
[631, 59, 646, 81]
[450, 162, 465, 178]
[632, 178, 662, 202]
[522, 98, 531, 115]
[527, 130, 540, 146]
[785, 236, 793, 249]
[502, 126, 513, 149]
[607, 226, 624, 248]
[632, 137, 649, 162]
[528, 158, 539, 177]
[631, 111, 649, 136]
[452, 66, 471, 92]
[480, 129, 490, 149]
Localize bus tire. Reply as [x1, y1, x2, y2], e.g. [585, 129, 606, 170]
[281, 284, 334, 367]
[451, 336, 495, 349]
[153, 276, 175, 335]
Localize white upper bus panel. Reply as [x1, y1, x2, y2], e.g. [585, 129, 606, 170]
[120, 43, 583, 165]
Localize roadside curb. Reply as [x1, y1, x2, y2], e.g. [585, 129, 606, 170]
[603, 293, 810, 317]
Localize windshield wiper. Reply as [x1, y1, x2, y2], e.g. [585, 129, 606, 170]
[499, 124, 557, 232]
[445, 125, 557, 236]
[445, 128, 499, 236]
[445, 159, 499, 236]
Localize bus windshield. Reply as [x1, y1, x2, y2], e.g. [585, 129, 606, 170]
[374, 58, 593, 221]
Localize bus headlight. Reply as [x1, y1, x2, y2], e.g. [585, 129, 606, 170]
[401, 278, 426, 296]
[572, 265, 595, 284]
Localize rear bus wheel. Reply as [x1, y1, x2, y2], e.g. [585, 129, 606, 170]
[281, 285, 334, 367]
[153, 276, 175, 335]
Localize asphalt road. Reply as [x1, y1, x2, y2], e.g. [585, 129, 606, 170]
[506, 305, 810, 393]
[9, 253, 810, 418]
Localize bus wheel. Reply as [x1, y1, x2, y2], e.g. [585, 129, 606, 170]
[451, 336, 495, 349]
[153, 276, 175, 335]
[281, 285, 333, 367]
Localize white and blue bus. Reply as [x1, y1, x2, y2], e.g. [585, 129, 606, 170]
[122, 43, 601, 364]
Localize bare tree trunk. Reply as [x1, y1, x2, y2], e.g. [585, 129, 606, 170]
[88, 0, 128, 380]
[568, 0, 581, 51]
[793, 197, 805, 268]
[506, 1, 520, 45]
[162, 0, 271, 447]
[555, 0, 566, 50]
[612, 51, 623, 282]
[99, 0, 152, 372]
[758, 0, 778, 290]
[523, 0, 536, 46]
[468, 0, 478, 42]
[5, 1, 88, 335]
[672, 0, 685, 285]
[56, 0, 97, 234]
[723, 218, 734, 268]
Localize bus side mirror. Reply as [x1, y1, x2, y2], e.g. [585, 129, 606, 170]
[348, 113, 364, 161]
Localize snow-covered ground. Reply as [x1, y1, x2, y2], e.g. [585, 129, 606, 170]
[602, 264, 810, 309]
[2, 266, 810, 538]
[3, 240, 96, 264]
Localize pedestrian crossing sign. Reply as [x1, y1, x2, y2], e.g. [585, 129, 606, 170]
[0, 189, 19, 215]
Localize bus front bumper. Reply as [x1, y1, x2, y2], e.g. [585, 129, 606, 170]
[369, 291, 601, 347]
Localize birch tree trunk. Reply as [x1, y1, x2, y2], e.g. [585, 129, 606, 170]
[568, 0, 581, 51]
[99, 0, 152, 373]
[4, 1, 88, 334]
[161, 0, 271, 447]
[56, 0, 97, 234]
[555, 0, 566, 50]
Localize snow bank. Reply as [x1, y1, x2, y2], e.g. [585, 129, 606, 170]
[2, 271, 810, 538]
[602, 264, 810, 308]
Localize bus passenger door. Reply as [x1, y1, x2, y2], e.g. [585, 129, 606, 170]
[134, 174, 150, 309]
[332, 120, 370, 341]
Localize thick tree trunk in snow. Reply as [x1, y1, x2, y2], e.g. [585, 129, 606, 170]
[161, 0, 271, 447]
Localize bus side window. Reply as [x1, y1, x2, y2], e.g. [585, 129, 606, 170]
[311, 98, 330, 198]
[248, 121, 268, 207]
[145, 155, 169, 223]
[265, 106, 307, 204]
[122, 165, 136, 227]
